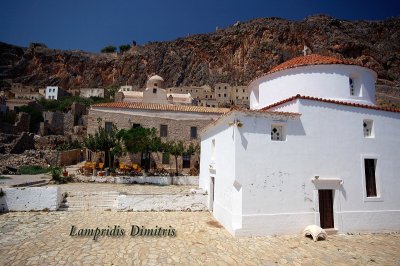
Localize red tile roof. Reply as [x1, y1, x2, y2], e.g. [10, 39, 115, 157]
[261, 94, 400, 113]
[248, 54, 359, 87]
[92, 101, 230, 114]
[268, 54, 355, 74]
[201, 108, 300, 134]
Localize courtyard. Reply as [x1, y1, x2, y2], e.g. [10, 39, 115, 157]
[0, 211, 399, 265]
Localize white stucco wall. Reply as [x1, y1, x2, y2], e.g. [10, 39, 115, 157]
[143, 87, 168, 104]
[45, 86, 59, 100]
[0, 187, 62, 212]
[249, 65, 377, 109]
[200, 113, 238, 234]
[202, 102, 400, 236]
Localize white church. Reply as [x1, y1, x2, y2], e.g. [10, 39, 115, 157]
[199, 54, 400, 236]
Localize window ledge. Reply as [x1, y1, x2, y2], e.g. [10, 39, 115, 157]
[363, 196, 384, 202]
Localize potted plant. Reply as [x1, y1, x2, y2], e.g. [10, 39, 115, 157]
[62, 167, 68, 177]
[109, 168, 116, 176]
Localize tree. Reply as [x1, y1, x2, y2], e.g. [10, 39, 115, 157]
[101, 45, 117, 53]
[163, 141, 185, 175]
[105, 85, 119, 100]
[119, 44, 131, 53]
[117, 126, 162, 171]
[163, 141, 200, 175]
[84, 119, 120, 167]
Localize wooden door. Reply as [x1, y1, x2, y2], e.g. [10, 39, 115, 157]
[318, 190, 334, 229]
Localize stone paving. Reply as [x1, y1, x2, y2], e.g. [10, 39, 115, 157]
[58, 183, 198, 195]
[0, 211, 399, 265]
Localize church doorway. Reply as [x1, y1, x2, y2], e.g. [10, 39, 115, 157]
[318, 190, 334, 229]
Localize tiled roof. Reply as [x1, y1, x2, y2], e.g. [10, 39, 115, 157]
[200, 108, 301, 134]
[91, 102, 230, 114]
[268, 54, 355, 74]
[261, 94, 400, 113]
[248, 54, 359, 87]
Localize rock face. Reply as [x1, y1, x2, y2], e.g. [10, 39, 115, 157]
[1, 15, 400, 104]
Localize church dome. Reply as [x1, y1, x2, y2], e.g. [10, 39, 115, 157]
[148, 75, 164, 82]
[248, 54, 377, 110]
[268, 54, 356, 74]
[147, 74, 165, 88]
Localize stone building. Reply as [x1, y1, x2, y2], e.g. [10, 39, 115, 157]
[116, 75, 193, 106]
[213, 83, 249, 108]
[80, 88, 104, 98]
[88, 102, 229, 173]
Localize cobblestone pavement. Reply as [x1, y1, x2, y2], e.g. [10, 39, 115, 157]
[0, 211, 399, 265]
[58, 183, 197, 195]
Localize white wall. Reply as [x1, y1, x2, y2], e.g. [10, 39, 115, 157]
[80, 88, 104, 98]
[204, 102, 400, 236]
[45, 86, 59, 100]
[249, 65, 377, 110]
[0, 187, 62, 212]
[143, 87, 168, 104]
[200, 113, 238, 234]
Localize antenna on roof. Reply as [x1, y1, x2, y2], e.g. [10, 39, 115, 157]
[302, 45, 312, 56]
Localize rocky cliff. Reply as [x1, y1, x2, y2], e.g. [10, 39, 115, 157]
[1, 15, 400, 106]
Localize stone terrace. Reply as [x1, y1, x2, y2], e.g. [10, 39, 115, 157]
[0, 211, 399, 265]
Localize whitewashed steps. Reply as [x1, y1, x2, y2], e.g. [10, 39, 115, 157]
[58, 191, 119, 211]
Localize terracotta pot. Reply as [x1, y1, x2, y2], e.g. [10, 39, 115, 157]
[62, 172, 68, 177]
[99, 172, 105, 177]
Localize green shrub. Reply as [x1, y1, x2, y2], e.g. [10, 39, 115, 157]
[18, 165, 51, 175]
[101, 45, 117, 53]
[0, 175, 11, 179]
[51, 168, 62, 181]
[119, 44, 130, 53]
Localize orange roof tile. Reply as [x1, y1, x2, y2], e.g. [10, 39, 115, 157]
[201, 108, 301, 134]
[91, 102, 230, 114]
[268, 54, 355, 74]
[248, 54, 360, 87]
[261, 94, 400, 113]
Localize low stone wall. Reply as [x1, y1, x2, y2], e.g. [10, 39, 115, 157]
[0, 186, 62, 212]
[117, 193, 207, 211]
[73, 175, 199, 186]
[58, 148, 84, 166]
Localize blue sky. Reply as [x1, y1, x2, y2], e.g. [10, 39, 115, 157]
[1, 0, 399, 53]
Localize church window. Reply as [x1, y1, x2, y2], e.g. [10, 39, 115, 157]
[364, 159, 377, 197]
[271, 125, 284, 141]
[190, 126, 197, 139]
[160, 125, 168, 137]
[154, 83, 158, 87]
[105, 122, 113, 133]
[183, 155, 191, 168]
[205, 95, 208, 98]
[224, 93, 226, 97]
[349, 78, 355, 95]
[153, 88, 157, 94]
[363, 120, 373, 138]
